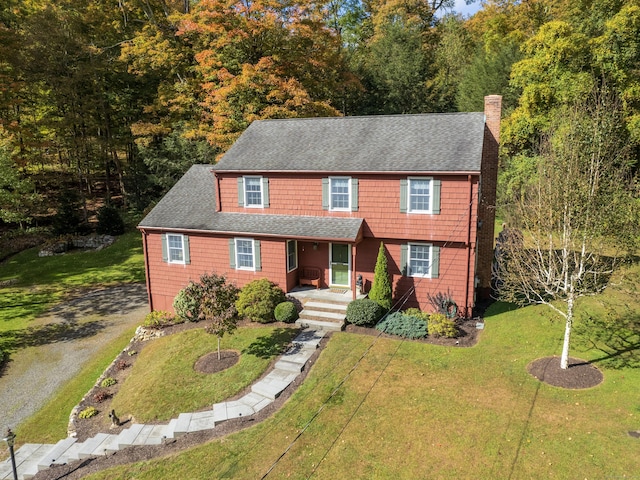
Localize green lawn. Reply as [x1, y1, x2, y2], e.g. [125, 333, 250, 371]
[84, 263, 640, 480]
[1, 231, 146, 441]
[0, 231, 145, 354]
[110, 326, 300, 423]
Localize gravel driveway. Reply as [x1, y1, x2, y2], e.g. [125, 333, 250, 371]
[0, 284, 149, 431]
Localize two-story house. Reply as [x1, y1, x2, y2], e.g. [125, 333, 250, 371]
[138, 95, 502, 317]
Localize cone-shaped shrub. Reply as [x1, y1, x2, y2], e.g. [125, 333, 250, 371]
[369, 242, 392, 311]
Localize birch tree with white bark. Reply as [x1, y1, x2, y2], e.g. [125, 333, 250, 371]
[494, 93, 638, 369]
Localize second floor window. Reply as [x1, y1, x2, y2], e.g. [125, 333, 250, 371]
[245, 176, 263, 207]
[331, 177, 350, 210]
[409, 178, 431, 212]
[323, 177, 358, 211]
[400, 177, 441, 214]
[238, 176, 269, 208]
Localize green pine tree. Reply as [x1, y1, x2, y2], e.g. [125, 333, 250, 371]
[369, 242, 392, 311]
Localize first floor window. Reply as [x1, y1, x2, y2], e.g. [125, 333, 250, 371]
[167, 234, 185, 263]
[409, 243, 431, 277]
[236, 239, 254, 269]
[287, 240, 297, 272]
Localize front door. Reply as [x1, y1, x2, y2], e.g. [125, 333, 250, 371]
[330, 243, 350, 287]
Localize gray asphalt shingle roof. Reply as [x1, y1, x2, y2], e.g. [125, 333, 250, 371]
[140, 113, 486, 235]
[138, 164, 363, 240]
[214, 113, 486, 173]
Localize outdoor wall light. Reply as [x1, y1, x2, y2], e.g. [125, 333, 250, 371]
[313, 242, 318, 250]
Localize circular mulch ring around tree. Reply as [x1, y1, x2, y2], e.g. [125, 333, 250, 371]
[527, 356, 604, 389]
[194, 350, 240, 374]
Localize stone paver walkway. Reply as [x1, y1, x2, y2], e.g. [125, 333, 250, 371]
[0, 329, 327, 480]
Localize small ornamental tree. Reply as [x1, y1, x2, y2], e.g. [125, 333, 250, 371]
[197, 273, 240, 360]
[369, 242, 393, 311]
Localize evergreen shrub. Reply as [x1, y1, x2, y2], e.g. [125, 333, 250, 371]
[345, 298, 385, 327]
[369, 242, 393, 311]
[173, 281, 203, 322]
[236, 278, 286, 323]
[428, 313, 458, 338]
[96, 204, 125, 235]
[375, 311, 427, 339]
[274, 301, 298, 323]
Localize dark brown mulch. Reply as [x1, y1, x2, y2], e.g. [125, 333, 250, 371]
[527, 356, 604, 389]
[193, 350, 239, 374]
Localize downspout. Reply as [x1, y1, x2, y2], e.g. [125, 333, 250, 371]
[213, 170, 221, 212]
[140, 229, 153, 312]
[351, 243, 356, 301]
[465, 175, 473, 317]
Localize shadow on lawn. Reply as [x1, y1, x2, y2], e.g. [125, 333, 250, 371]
[242, 327, 300, 359]
[0, 319, 106, 377]
[47, 283, 148, 321]
[575, 307, 640, 369]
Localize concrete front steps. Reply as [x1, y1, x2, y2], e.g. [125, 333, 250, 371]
[0, 329, 326, 480]
[296, 297, 350, 332]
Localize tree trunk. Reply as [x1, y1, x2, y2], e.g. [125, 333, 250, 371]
[217, 336, 221, 360]
[560, 294, 574, 369]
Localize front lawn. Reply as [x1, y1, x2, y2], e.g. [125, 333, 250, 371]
[110, 326, 300, 423]
[84, 263, 640, 479]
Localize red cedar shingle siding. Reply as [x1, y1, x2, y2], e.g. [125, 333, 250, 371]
[140, 100, 501, 317]
[220, 174, 478, 244]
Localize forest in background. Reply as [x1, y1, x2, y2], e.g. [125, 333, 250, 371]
[0, 0, 639, 233]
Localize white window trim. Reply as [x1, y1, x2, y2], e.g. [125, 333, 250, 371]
[235, 238, 256, 271]
[244, 176, 264, 208]
[167, 233, 186, 264]
[407, 177, 433, 214]
[408, 242, 433, 278]
[287, 240, 298, 273]
[329, 176, 351, 211]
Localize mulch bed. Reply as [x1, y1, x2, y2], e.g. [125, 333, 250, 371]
[345, 317, 482, 347]
[194, 350, 240, 374]
[527, 356, 604, 389]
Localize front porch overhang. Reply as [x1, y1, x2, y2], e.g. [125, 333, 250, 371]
[140, 212, 364, 244]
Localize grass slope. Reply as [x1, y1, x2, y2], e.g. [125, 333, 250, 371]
[110, 326, 300, 423]
[84, 264, 640, 480]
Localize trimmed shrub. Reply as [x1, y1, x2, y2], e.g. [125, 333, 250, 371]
[403, 308, 430, 323]
[369, 242, 393, 311]
[274, 301, 298, 323]
[96, 204, 125, 235]
[428, 313, 458, 338]
[376, 311, 427, 339]
[93, 390, 111, 403]
[142, 310, 177, 328]
[78, 406, 98, 419]
[236, 278, 286, 323]
[173, 281, 203, 322]
[101, 377, 117, 388]
[345, 298, 385, 327]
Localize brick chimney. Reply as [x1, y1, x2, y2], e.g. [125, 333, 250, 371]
[476, 95, 502, 300]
